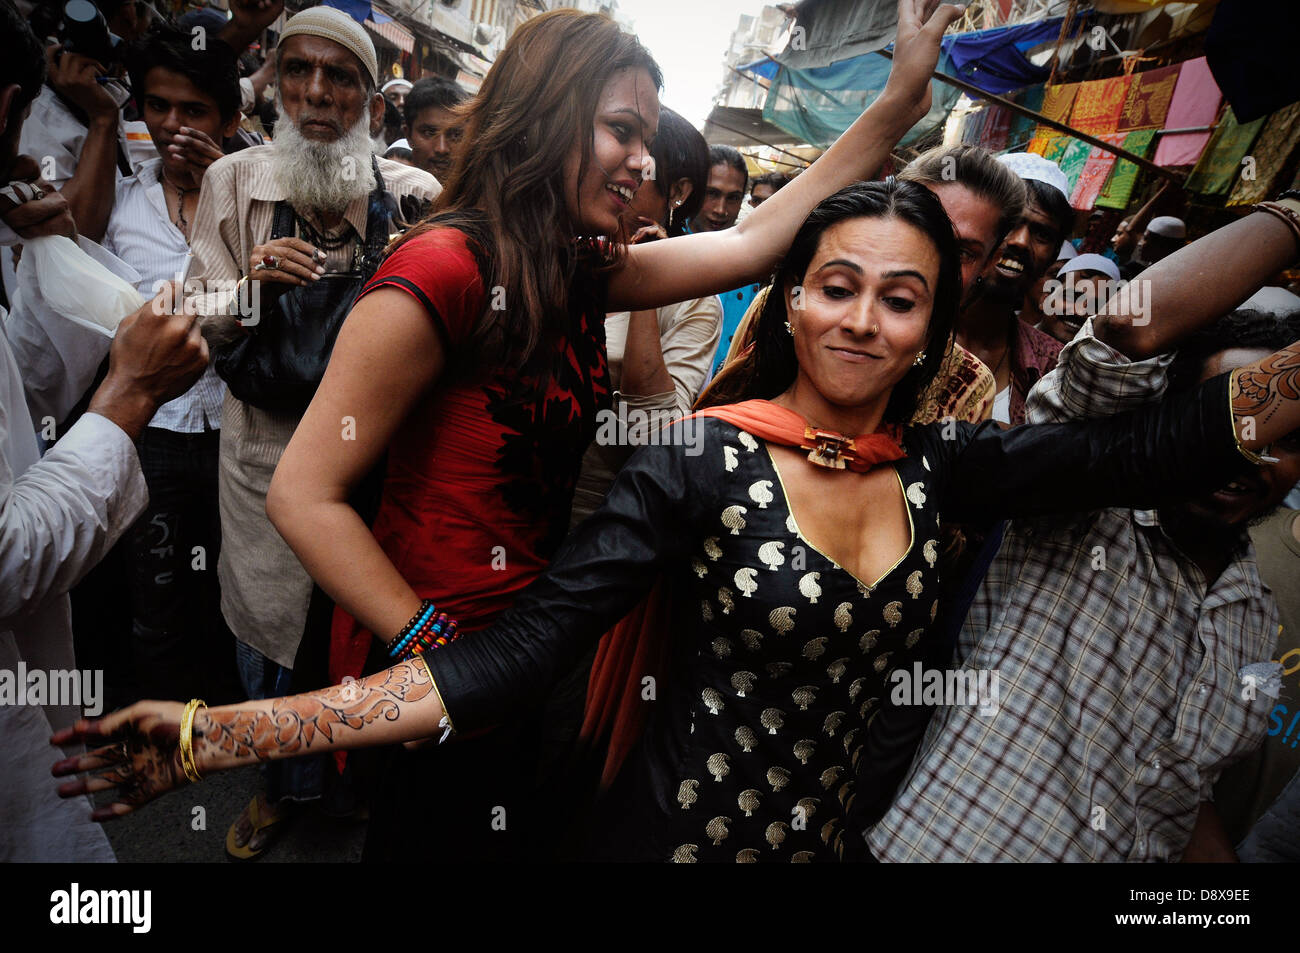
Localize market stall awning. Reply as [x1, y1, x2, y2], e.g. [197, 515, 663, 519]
[702, 106, 809, 150]
[775, 0, 898, 70]
[370, 0, 487, 60]
[761, 12, 1100, 150]
[366, 12, 413, 54]
[764, 49, 959, 149]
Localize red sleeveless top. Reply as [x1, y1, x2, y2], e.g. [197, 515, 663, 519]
[329, 227, 611, 685]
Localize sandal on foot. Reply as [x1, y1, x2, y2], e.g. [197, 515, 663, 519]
[225, 796, 286, 860]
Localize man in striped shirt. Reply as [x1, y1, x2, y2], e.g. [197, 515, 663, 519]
[868, 203, 1300, 861]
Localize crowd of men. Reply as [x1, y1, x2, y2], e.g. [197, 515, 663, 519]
[0, 0, 1297, 863]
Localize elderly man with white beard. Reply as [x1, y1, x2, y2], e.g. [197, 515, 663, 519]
[184, 6, 438, 858]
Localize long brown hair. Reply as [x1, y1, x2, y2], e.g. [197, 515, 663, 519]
[392, 11, 662, 374]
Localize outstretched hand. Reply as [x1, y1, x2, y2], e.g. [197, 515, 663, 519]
[884, 0, 965, 125]
[51, 701, 189, 821]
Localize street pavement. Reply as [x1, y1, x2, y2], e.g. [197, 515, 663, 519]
[101, 764, 366, 862]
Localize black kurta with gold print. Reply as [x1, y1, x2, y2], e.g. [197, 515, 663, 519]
[423, 377, 1243, 862]
[653, 423, 940, 862]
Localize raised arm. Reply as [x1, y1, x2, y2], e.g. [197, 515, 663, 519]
[606, 0, 963, 313]
[40, 47, 121, 242]
[944, 336, 1300, 522]
[938, 373, 1221, 522]
[1114, 180, 1171, 262]
[53, 436, 701, 816]
[1095, 199, 1300, 359]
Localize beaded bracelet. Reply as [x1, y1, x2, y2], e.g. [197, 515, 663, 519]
[389, 599, 461, 662]
[390, 599, 436, 655]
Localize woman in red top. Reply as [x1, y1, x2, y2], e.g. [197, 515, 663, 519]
[59, 2, 967, 859]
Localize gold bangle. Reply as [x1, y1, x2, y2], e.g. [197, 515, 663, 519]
[179, 698, 207, 783]
[415, 654, 456, 739]
[1229, 369, 1280, 466]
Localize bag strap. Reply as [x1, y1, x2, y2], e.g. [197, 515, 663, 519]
[268, 158, 390, 275]
[270, 199, 296, 241]
[360, 156, 393, 279]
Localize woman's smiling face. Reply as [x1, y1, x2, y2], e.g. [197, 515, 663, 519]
[786, 215, 940, 411]
[562, 65, 660, 236]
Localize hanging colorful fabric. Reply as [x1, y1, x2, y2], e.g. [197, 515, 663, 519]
[1041, 82, 1080, 125]
[1226, 102, 1300, 206]
[1095, 130, 1157, 210]
[1069, 75, 1132, 136]
[1153, 57, 1223, 167]
[1058, 138, 1094, 198]
[1071, 133, 1127, 210]
[1007, 85, 1044, 150]
[1041, 134, 1071, 165]
[979, 104, 1012, 153]
[1117, 64, 1181, 132]
[1185, 106, 1267, 196]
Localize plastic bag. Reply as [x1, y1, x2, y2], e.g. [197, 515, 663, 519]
[17, 234, 145, 337]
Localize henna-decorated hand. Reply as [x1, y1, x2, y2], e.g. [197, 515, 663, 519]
[51, 702, 189, 821]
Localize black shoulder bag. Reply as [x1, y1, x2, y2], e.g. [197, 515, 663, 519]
[214, 159, 394, 415]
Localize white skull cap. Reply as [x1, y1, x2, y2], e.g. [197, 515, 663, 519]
[1057, 240, 1078, 261]
[1147, 215, 1186, 239]
[1242, 285, 1300, 316]
[997, 151, 1070, 199]
[1059, 253, 1121, 283]
[280, 6, 379, 88]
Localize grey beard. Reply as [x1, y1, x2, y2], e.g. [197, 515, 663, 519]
[272, 104, 377, 213]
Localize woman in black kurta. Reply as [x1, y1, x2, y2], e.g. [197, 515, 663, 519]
[423, 376, 1236, 863]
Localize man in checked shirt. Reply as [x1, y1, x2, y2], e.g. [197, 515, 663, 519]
[868, 196, 1300, 862]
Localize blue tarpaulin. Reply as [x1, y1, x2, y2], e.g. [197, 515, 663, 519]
[763, 15, 1087, 148]
[764, 51, 961, 149]
[738, 57, 780, 81]
[942, 16, 1083, 95]
[326, 0, 372, 25]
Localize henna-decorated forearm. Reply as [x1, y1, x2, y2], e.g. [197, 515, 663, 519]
[194, 661, 446, 773]
[1231, 341, 1300, 448]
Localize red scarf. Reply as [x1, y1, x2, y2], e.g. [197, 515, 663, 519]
[580, 399, 906, 787]
[689, 399, 906, 471]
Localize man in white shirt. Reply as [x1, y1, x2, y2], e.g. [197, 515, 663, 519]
[0, 1, 207, 859]
[104, 26, 241, 703]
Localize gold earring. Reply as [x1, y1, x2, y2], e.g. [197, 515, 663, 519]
[913, 351, 926, 367]
[784, 320, 793, 335]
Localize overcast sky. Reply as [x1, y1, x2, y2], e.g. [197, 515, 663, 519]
[616, 0, 770, 128]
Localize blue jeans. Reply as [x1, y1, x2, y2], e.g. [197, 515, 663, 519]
[234, 639, 324, 804]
